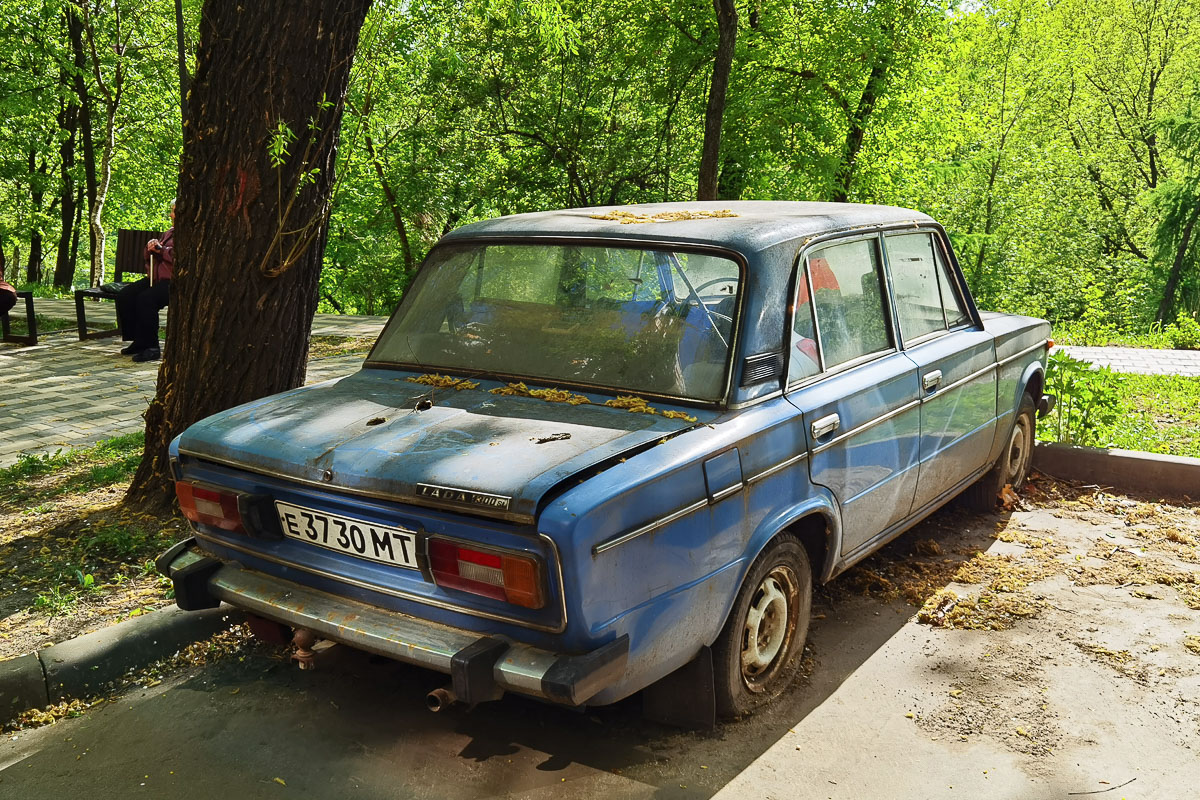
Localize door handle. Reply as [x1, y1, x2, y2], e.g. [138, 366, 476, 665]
[922, 370, 942, 391]
[811, 413, 840, 438]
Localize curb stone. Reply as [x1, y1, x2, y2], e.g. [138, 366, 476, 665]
[1, 604, 242, 724]
[1033, 441, 1199, 498]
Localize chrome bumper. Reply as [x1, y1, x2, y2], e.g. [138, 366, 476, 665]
[157, 539, 627, 706]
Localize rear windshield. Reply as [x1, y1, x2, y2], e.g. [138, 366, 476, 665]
[370, 243, 741, 401]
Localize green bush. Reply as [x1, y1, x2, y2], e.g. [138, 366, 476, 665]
[1038, 350, 1125, 446]
[1166, 312, 1200, 350]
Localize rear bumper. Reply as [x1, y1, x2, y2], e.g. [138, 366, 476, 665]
[157, 539, 628, 707]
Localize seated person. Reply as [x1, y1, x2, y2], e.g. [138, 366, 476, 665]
[116, 200, 175, 362]
[0, 278, 15, 317]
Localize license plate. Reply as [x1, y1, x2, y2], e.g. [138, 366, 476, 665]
[275, 500, 419, 570]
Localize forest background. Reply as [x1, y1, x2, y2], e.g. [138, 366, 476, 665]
[1, 0, 1198, 345]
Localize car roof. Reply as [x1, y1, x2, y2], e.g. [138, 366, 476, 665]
[440, 200, 935, 254]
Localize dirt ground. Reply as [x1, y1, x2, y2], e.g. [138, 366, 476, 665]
[2, 474, 1199, 798]
[715, 475, 1200, 798]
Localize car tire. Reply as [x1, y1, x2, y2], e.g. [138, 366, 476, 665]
[963, 391, 1036, 511]
[712, 536, 812, 718]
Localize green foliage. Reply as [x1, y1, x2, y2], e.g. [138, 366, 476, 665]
[1037, 350, 1125, 447]
[1167, 312, 1200, 349]
[1, 0, 1199, 336]
[0, 431, 144, 508]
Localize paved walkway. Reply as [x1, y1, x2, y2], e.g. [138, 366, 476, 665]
[0, 299, 387, 468]
[4, 298, 1200, 468]
[1057, 345, 1200, 376]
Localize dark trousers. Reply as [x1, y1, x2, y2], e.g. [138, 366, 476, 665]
[0, 291, 14, 316]
[115, 278, 170, 351]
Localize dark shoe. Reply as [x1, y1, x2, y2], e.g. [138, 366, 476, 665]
[132, 347, 161, 363]
[120, 343, 140, 355]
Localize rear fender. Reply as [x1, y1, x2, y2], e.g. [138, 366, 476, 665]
[708, 488, 841, 645]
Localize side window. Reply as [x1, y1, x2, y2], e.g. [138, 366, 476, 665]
[806, 239, 891, 369]
[934, 243, 971, 328]
[789, 278, 820, 381]
[887, 233, 947, 343]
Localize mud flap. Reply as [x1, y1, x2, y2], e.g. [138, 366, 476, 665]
[642, 646, 716, 729]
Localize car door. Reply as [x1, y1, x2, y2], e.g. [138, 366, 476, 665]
[785, 235, 922, 559]
[883, 230, 998, 511]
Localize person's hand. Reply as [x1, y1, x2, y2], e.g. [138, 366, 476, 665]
[148, 239, 162, 252]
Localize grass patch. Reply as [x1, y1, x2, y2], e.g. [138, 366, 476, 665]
[1089, 374, 1200, 458]
[2, 314, 77, 336]
[0, 432, 145, 510]
[309, 334, 374, 359]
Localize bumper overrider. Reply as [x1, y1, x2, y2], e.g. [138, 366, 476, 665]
[157, 539, 628, 707]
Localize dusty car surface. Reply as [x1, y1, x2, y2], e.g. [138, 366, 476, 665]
[159, 201, 1053, 723]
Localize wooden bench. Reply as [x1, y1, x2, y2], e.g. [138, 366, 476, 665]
[74, 228, 161, 340]
[1, 290, 38, 346]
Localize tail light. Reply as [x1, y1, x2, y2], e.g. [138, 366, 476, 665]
[176, 482, 247, 533]
[1046, 338, 1055, 348]
[428, 539, 545, 609]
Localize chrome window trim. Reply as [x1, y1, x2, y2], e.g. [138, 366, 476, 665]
[195, 531, 569, 634]
[592, 499, 709, 555]
[901, 326, 950, 349]
[785, 232, 898, 390]
[745, 451, 809, 485]
[810, 396, 923, 456]
[367, 235, 748, 408]
[997, 340, 1050, 369]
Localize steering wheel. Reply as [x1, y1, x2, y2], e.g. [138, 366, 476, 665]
[693, 277, 738, 297]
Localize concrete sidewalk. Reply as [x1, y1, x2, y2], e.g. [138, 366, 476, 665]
[0, 300, 386, 467]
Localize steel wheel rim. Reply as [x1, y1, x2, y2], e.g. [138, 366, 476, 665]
[1006, 413, 1032, 486]
[740, 566, 798, 689]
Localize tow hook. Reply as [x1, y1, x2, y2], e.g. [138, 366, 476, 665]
[291, 628, 320, 670]
[426, 686, 459, 712]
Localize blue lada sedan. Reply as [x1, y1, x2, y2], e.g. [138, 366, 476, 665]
[158, 202, 1053, 723]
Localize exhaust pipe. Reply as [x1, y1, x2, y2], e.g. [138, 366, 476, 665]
[426, 686, 458, 712]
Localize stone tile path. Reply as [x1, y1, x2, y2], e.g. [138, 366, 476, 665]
[1057, 345, 1200, 377]
[0, 299, 387, 467]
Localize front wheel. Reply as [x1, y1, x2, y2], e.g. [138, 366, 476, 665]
[712, 536, 812, 717]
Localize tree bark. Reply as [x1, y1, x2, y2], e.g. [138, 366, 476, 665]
[174, 0, 190, 124]
[697, 0, 736, 201]
[26, 148, 46, 285]
[67, 4, 98, 280]
[55, 75, 80, 288]
[1156, 202, 1200, 324]
[126, 0, 374, 510]
[831, 37, 893, 203]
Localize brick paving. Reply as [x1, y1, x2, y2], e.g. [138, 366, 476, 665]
[0, 299, 386, 468]
[3, 299, 1199, 468]
[1057, 345, 1200, 377]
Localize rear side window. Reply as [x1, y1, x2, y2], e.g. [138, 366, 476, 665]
[886, 232, 969, 344]
[802, 239, 891, 369]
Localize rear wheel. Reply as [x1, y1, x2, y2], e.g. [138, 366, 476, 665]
[963, 392, 1036, 510]
[713, 536, 812, 717]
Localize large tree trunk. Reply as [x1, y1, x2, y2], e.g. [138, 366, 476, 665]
[831, 37, 893, 203]
[67, 5, 98, 277]
[697, 0, 736, 201]
[127, 0, 373, 510]
[54, 86, 80, 288]
[26, 149, 46, 285]
[1156, 202, 1200, 324]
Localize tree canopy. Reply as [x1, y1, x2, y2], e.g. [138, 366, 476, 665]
[2, 0, 1199, 327]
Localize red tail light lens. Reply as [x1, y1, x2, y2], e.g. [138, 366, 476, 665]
[428, 539, 545, 609]
[176, 482, 246, 533]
